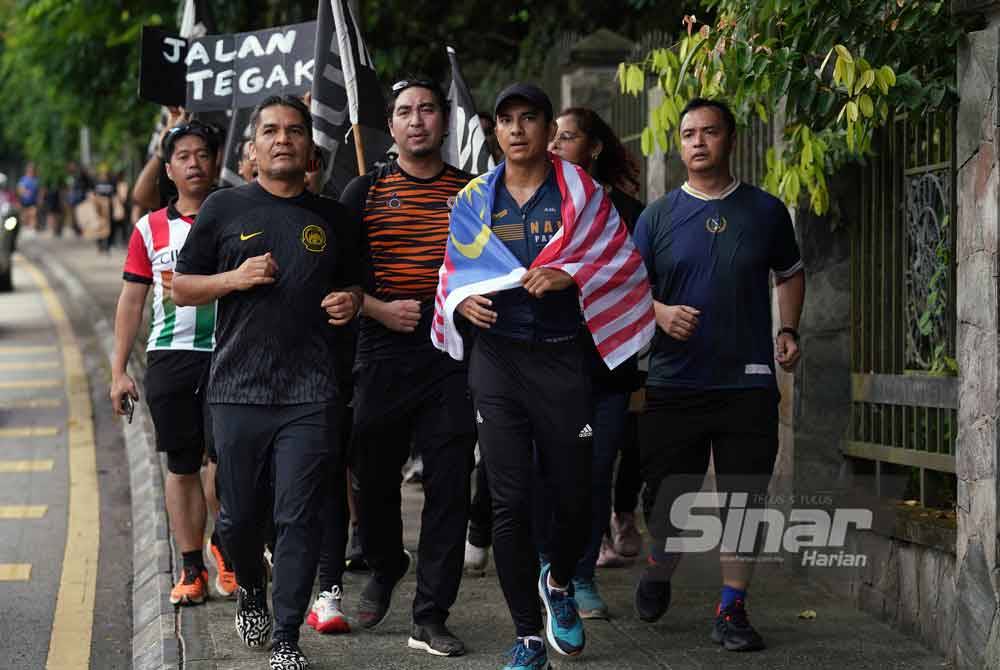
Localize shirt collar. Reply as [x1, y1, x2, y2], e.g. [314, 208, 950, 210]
[681, 178, 741, 201]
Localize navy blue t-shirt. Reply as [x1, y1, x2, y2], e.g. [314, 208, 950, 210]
[633, 181, 802, 390]
[488, 168, 581, 342]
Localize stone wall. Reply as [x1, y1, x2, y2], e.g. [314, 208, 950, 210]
[954, 6, 1000, 668]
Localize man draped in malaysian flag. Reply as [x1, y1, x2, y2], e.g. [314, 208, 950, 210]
[432, 83, 653, 670]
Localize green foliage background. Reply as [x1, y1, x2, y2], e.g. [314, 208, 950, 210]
[0, 0, 682, 184]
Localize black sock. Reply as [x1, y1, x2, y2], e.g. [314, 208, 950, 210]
[182, 550, 205, 571]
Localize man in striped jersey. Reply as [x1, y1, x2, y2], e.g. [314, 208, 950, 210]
[337, 78, 477, 657]
[110, 120, 227, 606]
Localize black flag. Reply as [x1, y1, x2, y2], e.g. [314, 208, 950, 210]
[443, 46, 495, 175]
[310, 0, 393, 195]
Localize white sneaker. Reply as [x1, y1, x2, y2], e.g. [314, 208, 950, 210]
[464, 540, 489, 576]
[306, 585, 351, 634]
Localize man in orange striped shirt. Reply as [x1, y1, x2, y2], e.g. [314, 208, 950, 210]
[339, 78, 477, 657]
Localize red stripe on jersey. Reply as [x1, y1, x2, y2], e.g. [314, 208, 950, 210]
[149, 207, 170, 252]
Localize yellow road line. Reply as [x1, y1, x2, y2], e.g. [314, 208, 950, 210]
[0, 459, 54, 472]
[0, 505, 47, 519]
[0, 345, 57, 354]
[0, 564, 31, 581]
[0, 361, 60, 371]
[0, 398, 62, 410]
[19, 259, 99, 670]
[0, 379, 62, 390]
[0, 426, 60, 438]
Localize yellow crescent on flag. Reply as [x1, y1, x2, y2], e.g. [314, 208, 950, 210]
[451, 224, 492, 259]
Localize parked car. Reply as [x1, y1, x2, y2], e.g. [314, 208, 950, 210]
[0, 177, 19, 292]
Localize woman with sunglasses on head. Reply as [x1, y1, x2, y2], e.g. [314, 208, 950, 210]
[544, 106, 646, 619]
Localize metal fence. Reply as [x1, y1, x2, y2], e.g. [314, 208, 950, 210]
[845, 110, 958, 508]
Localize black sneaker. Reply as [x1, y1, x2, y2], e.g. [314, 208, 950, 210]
[357, 550, 411, 629]
[634, 570, 671, 623]
[270, 639, 309, 669]
[407, 622, 466, 657]
[345, 526, 368, 572]
[711, 600, 766, 651]
[235, 585, 272, 648]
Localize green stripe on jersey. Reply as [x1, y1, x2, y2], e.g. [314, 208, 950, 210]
[193, 304, 215, 350]
[155, 294, 177, 348]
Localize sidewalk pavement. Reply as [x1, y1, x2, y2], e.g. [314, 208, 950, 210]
[24, 234, 952, 670]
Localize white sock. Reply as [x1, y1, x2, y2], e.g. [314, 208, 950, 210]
[520, 635, 544, 646]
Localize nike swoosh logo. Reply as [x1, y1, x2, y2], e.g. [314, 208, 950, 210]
[240, 231, 263, 241]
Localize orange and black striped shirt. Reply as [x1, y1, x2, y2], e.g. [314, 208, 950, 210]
[340, 160, 473, 361]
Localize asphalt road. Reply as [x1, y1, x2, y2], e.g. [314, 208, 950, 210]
[0, 240, 131, 670]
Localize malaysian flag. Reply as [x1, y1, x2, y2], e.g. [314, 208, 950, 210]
[443, 46, 495, 175]
[310, 0, 393, 194]
[432, 154, 655, 369]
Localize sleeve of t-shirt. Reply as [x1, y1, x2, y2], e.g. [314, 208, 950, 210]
[633, 206, 657, 285]
[122, 225, 153, 284]
[176, 193, 221, 275]
[769, 200, 804, 279]
[333, 203, 364, 288]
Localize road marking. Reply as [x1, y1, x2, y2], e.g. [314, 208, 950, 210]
[0, 398, 63, 410]
[0, 426, 61, 438]
[0, 360, 60, 371]
[0, 459, 54, 472]
[19, 258, 100, 670]
[0, 564, 32, 581]
[0, 505, 47, 519]
[0, 345, 57, 355]
[0, 379, 62, 390]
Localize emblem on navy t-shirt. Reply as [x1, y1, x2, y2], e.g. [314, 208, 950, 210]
[705, 215, 728, 234]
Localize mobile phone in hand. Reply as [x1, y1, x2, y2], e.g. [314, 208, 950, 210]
[122, 395, 135, 424]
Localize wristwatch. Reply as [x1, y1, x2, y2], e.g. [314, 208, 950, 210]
[777, 326, 800, 342]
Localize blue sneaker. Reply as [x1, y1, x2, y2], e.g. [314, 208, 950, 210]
[503, 637, 550, 670]
[572, 578, 608, 619]
[537, 564, 585, 656]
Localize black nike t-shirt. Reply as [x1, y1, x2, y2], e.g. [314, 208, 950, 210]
[176, 181, 362, 405]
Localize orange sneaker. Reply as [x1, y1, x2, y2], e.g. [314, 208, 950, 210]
[170, 566, 209, 605]
[206, 537, 238, 597]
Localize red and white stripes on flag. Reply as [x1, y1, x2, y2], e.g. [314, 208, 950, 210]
[432, 154, 654, 370]
[538, 156, 655, 369]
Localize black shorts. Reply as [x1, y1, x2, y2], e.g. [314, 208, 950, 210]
[638, 387, 779, 544]
[145, 350, 213, 474]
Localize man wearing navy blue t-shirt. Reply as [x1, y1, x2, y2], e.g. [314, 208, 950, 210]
[632, 98, 805, 652]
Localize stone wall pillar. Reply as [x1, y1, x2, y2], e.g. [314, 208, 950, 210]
[954, 2, 1000, 667]
[559, 29, 634, 122]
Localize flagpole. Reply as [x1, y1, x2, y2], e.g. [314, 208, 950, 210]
[352, 124, 366, 176]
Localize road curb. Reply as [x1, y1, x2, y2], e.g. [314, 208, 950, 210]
[22, 246, 182, 670]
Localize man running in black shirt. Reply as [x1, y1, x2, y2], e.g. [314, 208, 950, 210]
[338, 78, 476, 657]
[173, 95, 362, 670]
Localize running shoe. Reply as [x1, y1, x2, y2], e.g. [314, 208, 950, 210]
[711, 599, 766, 651]
[537, 564, 585, 656]
[235, 584, 272, 648]
[502, 637, 551, 670]
[270, 639, 309, 669]
[572, 578, 608, 619]
[611, 512, 642, 557]
[169, 566, 208, 606]
[407, 622, 466, 657]
[464, 540, 489, 576]
[634, 567, 671, 623]
[306, 585, 350, 634]
[345, 525, 368, 572]
[595, 535, 628, 568]
[357, 549, 411, 630]
[206, 537, 238, 598]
